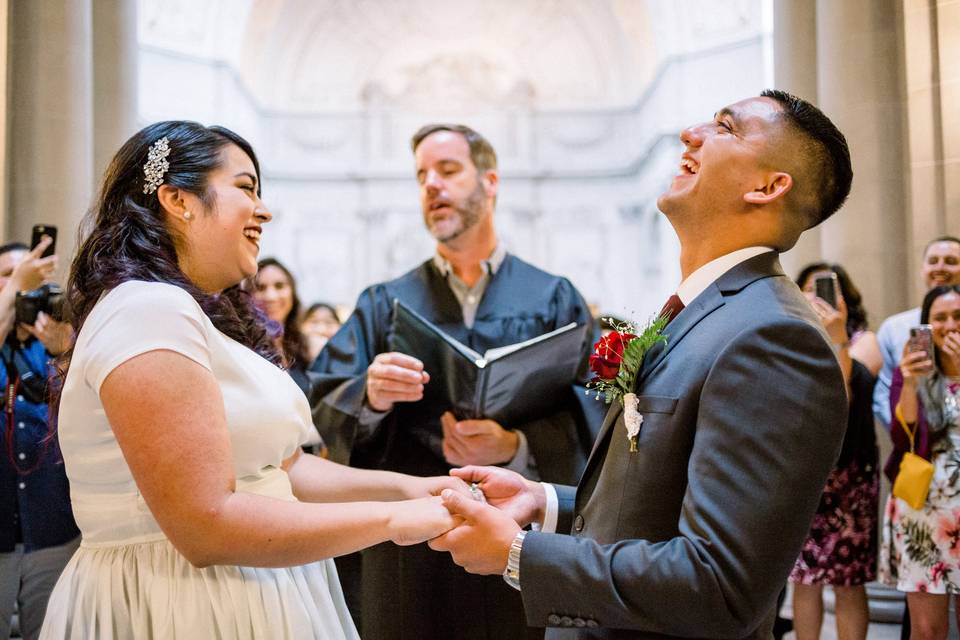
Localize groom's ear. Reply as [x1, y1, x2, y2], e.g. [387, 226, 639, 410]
[743, 172, 792, 206]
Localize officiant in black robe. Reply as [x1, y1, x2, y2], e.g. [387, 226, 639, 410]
[310, 124, 597, 640]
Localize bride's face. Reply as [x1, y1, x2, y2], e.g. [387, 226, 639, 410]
[179, 144, 272, 292]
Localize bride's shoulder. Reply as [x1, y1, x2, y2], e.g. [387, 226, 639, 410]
[85, 281, 206, 334]
[98, 280, 199, 312]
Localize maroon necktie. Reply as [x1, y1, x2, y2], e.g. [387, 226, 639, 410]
[659, 294, 685, 325]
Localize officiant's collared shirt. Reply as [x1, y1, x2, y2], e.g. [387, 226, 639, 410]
[538, 245, 775, 535]
[431, 243, 507, 329]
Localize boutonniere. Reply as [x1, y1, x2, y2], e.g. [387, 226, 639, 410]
[587, 315, 669, 452]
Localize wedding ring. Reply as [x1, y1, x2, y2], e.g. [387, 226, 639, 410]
[469, 482, 486, 503]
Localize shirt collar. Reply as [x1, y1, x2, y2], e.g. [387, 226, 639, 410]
[676, 246, 774, 305]
[432, 244, 506, 278]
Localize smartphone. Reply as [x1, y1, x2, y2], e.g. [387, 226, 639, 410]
[30, 224, 57, 259]
[813, 271, 838, 309]
[908, 325, 934, 363]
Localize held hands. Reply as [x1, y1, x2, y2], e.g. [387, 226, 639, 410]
[449, 465, 546, 528]
[428, 489, 521, 575]
[387, 496, 462, 546]
[401, 473, 474, 500]
[440, 411, 519, 466]
[365, 352, 430, 412]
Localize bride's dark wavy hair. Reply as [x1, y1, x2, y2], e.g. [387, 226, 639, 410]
[51, 121, 280, 416]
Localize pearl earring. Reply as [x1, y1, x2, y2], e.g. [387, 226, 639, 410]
[183, 211, 193, 221]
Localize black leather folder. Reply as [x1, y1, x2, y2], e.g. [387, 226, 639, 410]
[389, 299, 588, 425]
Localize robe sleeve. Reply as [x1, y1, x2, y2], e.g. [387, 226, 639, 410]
[513, 277, 600, 483]
[309, 285, 393, 465]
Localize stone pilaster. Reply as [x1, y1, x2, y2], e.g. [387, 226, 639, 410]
[773, 0, 822, 281]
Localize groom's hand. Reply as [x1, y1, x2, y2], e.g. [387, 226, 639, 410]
[450, 465, 546, 528]
[428, 489, 520, 575]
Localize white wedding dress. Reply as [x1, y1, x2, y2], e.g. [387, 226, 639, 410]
[40, 281, 359, 640]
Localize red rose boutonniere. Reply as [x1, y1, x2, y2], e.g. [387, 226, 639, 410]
[587, 315, 669, 451]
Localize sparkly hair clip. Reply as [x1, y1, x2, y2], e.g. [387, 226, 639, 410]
[142, 137, 171, 194]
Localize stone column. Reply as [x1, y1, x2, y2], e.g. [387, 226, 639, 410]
[773, 0, 822, 280]
[902, 0, 960, 303]
[93, 0, 139, 185]
[940, 1, 960, 240]
[7, 0, 94, 275]
[0, 0, 9, 241]
[815, 0, 909, 324]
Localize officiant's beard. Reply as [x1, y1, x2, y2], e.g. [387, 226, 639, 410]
[425, 180, 485, 243]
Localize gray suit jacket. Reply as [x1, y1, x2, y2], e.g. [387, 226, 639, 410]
[519, 252, 847, 639]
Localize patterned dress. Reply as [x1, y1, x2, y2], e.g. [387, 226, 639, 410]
[790, 360, 879, 586]
[880, 378, 960, 594]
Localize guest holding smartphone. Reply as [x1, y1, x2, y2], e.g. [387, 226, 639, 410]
[881, 284, 960, 639]
[789, 263, 879, 640]
[0, 238, 78, 640]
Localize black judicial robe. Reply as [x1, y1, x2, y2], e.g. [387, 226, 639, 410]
[310, 254, 598, 640]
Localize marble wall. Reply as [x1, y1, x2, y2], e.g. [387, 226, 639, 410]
[136, 0, 770, 318]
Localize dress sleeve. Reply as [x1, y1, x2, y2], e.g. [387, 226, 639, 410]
[79, 281, 212, 394]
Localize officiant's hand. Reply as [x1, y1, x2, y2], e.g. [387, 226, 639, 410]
[440, 412, 519, 466]
[428, 489, 520, 575]
[449, 465, 546, 528]
[366, 352, 430, 412]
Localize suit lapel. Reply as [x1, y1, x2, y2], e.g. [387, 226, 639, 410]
[636, 251, 784, 383]
[637, 285, 724, 382]
[585, 402, 622, 463]
[575, 251, 786, 497]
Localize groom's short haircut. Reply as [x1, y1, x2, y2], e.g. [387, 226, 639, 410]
[410, 124, 498, 173]
[761, 89, 853, 229]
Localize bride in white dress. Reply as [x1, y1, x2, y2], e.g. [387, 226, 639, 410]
[40, 122, 465, 639]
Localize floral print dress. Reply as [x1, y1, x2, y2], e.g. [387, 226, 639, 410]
[881, 379, 960, 593]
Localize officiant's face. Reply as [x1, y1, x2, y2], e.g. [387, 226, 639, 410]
[415, 131, 491, 243]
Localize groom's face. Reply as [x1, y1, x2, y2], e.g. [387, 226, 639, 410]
[657, 96, 784, 219]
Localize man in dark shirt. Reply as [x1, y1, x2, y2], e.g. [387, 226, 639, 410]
[311, 124, 597, 639]
[0, 239, 79, 640]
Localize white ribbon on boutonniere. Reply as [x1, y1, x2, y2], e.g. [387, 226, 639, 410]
[586, 315, 669, 453]
[623, 392, 643, 452]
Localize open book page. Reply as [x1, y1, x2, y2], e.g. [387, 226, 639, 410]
[480, 322, 579, 365]
[389, 299, 589, 423]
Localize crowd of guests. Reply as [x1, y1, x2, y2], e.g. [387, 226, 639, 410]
[772, 236, 960, 640]
[0, 111, 957, 640]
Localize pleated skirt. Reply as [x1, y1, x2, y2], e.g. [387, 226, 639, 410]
[39, 538, 359, 640]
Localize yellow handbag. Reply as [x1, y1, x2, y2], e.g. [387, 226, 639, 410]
[891, 404, 935, 510]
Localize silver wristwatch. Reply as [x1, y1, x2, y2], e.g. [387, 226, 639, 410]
[502, 531, 527, 591]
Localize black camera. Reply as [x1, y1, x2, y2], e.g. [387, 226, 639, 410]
[15, 283, 66, 325]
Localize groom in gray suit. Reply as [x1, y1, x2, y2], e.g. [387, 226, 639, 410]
[429, 90, 853, 639]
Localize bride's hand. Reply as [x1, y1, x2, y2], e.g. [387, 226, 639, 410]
[387, 496, 462, 546]
[401, 474, 473, 500]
